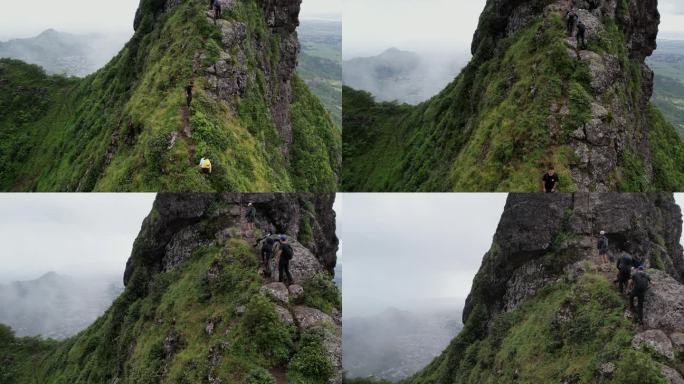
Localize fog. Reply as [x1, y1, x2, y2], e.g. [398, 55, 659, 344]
[341, 193, 509, 319]
[0, 194, 156, 283]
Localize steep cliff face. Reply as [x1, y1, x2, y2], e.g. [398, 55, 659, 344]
[343, 0, 684, 192]
[406, 193, 684, 384]
[0, 0, 340, 192]
[0, 193, 342, 384]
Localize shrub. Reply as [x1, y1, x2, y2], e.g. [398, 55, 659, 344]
[289, 329, 333, 383]
[246, 367, 276, 384]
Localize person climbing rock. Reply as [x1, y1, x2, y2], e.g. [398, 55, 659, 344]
[597, 231, 609, 264]
[576, 20, 587, 49]
[566, 10, 578, 36]
[199, 157, 212, 174]
[541, 168, 559, 193]
[213, 0, 222, 21]
[185, 83, 193, 108]
[587, 0, 600, 10]
[629, 266, 651, 325]
[616, 253, 634, 294]
[245, 202, 256, 230]
[255, 232, 276, 275]
[276, 235, 294, 285]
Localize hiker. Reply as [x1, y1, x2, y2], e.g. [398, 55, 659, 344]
[541, 168, 559, 193]
[208, 0, 214, 9]
[255, 232, 276, 275]
[185, 83, 193, 108]
[213, 0, 222, 21]
[588, 0, 600, 10]
[597, 231, 609, 264]
[616, 253, 634, 294]
[629, 266, 651, 325]
[577, 21, 587, 49]
[245, 202, 256, 230]
[566, 10, 578, 36]
[276, 235, 294, 285]
[199, 157, 212, 174]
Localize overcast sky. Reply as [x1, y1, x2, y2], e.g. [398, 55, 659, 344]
[341, 193, 509, 318]
[0, 0, 339, 41]
[343, 0, 684, 59]
[343, 193, 684, 319]
[0, 194, 156, 283]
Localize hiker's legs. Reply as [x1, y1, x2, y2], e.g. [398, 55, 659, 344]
[284, 260, 293, 284]
[637, 291, 645, 324]
[278, 260, 286, 282]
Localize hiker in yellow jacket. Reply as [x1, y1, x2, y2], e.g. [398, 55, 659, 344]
[199, 157, 212, 174]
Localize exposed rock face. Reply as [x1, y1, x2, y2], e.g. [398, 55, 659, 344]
[471, 0, 662, 191]
[463, 193, 684, 325]
[643, 270, 684, 331]
[123, 193, 338, 286]
[632, 329, 675, 360]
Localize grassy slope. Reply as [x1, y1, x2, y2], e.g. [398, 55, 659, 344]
[0, 236, 341, 383]
[297, 21, 342, 128]
[393, 273, 672, 384]
[0, 0, 339, 192]
[342, 6, 684, 192]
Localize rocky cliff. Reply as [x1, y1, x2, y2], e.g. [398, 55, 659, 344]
[0, 193, 342, 384]
[405, 193, 684, 384]
[343, 0, 684, 192]
[0, 0, 340, 192]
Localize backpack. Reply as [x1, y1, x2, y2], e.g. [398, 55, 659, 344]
[281, 244, 294, 261]
[263, 237, 275, 252]
[633, 271, 650, 291]
[597, 236, 608, 250]
[618, 255, 632, 272]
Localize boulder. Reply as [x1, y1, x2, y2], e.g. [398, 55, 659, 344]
[267, 240, 325, 283]
[670, 333, 684, 353]
[660, 364, 684, 384]
[293, 306, 333, 330]
[632, 330, 675, 360]
[275, 305, 294, 326]
[288, 284, 304, 300]
[643, 270, 684, 331]
[260, 282, 289, 303]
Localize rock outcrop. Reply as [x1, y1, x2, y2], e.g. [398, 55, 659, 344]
[464, 193, 684, 324]
[124, 193, 338, 286]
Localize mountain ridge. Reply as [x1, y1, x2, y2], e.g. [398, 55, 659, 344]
[0, 0, 340, 192]
[343, 0, 684, 192]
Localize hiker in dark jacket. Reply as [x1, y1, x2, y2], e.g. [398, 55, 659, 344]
[245, 202, 256, 230]
[616, 253, 634, 294]
[576, 21, 587, 49]
[255, 232, 276, 274]
[185, 83, 193, 108]
[629, 266, 651, 325]
[213, 0, 222, 21]
[276, 235, 294, 285]
[597, 231, 609, 264]
[567, 10, 578, 36]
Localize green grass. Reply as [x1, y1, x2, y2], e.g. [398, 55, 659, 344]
[342, 7, 684, 192]
[403, 274, 668, 384]
[0, 0, 339, 192]
[0, 231, 340, 383]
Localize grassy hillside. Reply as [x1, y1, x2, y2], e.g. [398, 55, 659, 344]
[0, 0, 340, 192]
[402, 273, 671, 384]
[297, 20, 342, 128]
[342, 4, 684, 192]
[0, 195, 341, 384]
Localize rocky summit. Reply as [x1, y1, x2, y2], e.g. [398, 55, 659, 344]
[342, 0, 684, 192]
[0, 0, 340, 192]
[399, 193, 684, 383]
[0, 193, 342, 384]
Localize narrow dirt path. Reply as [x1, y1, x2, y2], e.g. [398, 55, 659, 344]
[180, 106, 197, 165]
[269, 366, 288, 384]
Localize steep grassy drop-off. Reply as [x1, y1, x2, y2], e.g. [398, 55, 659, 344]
[375, 193, 684, 384]
[0, 193, 342, 384]
[0, 0, 340, 192]
[342, 0, 684, 192]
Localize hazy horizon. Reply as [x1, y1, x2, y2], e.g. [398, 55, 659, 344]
[0, 194, 156, 284]
[343, 0, 684, 60]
